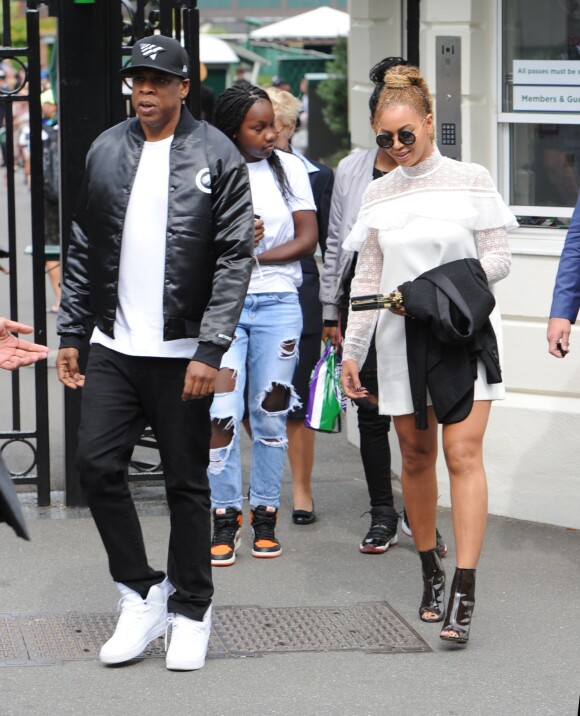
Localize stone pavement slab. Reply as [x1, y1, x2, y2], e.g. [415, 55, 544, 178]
[0, 429, 578, 715]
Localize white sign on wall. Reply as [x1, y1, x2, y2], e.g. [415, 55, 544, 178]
[513, 60, 580, 85]
[513, 85, 580, 112]
[512, 60, 580, 111]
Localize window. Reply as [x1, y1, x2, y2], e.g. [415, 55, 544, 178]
[501, 0, 580, 228]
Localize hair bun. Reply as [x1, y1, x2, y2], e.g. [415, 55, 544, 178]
[369, 56, 409, 84]
[384, 75, 412, 89]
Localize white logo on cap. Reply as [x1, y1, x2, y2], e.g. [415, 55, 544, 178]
[139, 43, 166, 61]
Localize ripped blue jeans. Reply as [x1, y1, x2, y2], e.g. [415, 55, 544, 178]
[208, 292, 302, 510]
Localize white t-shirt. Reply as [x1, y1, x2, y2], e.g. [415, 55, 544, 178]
[92, 135, 199, 358]
[248, 149, 316, 293]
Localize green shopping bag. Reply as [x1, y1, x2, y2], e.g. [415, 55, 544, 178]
[305, 340, 346, 433]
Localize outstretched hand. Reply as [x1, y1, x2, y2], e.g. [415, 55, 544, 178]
[340, 358, 369, 401]
[0, 318, 49, 371]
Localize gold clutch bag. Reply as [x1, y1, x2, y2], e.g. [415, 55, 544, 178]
[350, 290, 404, 312]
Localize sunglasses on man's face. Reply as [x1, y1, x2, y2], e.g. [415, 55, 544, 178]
[375, 116, 428, 149]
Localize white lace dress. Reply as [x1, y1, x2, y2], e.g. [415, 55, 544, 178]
[342, 149, 519, 417]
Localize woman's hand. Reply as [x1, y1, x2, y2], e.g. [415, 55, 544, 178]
[340, 358, 368, 400]
[388, 288, 406, 316]
[254, 218, 265, 249]
[389, 307, 407, 317]
[321, 325, 339, 346]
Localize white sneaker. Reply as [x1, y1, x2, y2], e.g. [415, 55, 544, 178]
[165, 605, 212, 671]
[99, 581, 169, 665]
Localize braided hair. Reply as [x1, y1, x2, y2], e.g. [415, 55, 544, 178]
[214, 80, 293, 204]
[368, 57, 410, 118]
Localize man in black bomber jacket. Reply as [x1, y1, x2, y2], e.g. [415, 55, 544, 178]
[56, 36, 254, 672]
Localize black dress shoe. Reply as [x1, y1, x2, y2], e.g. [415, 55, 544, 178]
[292, 503, 316, 525]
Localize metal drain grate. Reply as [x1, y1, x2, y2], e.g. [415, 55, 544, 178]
[0, 602, 430, 666]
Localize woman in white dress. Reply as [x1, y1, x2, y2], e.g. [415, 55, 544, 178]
[340, 65, 517, 644]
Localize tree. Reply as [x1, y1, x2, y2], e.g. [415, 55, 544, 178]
[0, 2, 56, 47]
[316, 38, 348, 145]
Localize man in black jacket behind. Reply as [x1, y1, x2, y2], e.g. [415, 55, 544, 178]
[56, 36, 254, 671]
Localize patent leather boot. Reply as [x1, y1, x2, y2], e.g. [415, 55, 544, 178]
[418, 548, 445, 622]
[440, 568, 476, 644]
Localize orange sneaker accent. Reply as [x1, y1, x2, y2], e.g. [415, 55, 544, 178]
[255, 539, 278, 549]
[211, 544, 233, 556]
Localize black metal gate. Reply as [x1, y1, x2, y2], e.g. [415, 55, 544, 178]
[1, 1, 200, 507]
[0, 0, 51, 505]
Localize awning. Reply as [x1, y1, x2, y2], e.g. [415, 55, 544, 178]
[200, 34, 239, 65]
[249, 7, 350, 42]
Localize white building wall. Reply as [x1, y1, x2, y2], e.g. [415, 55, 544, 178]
[346, 0, 580, 528]
[348, 0, 404, 149]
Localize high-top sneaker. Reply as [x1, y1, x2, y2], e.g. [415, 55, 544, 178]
[250, 505, 282, 558]
[165, 605, 212, 671]
[211, 508, 243, 567]
[99, 579, 171, 664]
[360, 507, 399, 554]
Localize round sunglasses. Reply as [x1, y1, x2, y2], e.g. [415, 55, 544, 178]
[376, 116, 428, 149]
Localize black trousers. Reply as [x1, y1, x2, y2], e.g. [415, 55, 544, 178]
[77, 344, 213, 621]
[341, 308, 393, 512]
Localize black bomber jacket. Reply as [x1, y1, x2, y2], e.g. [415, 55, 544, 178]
[57, 107, 254, 369]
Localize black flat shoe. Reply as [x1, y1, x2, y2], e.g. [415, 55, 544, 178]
[292, 503, 316, 525]
[440, 568, 476, 644]
[419, 548, 446, 622]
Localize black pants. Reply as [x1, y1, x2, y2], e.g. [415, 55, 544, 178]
[341, 308, 393, 512]
[77, 344, 213, 621]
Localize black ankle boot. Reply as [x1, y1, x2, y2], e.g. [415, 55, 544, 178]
[440, 568, 476, 643]
[418, 548, 445, 622]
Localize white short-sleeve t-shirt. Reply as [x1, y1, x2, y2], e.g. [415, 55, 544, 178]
[248, 149, 316, 294]
[91, 135, 198, 358]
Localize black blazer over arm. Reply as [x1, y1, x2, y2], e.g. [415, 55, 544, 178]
[399, 258, 502, 429]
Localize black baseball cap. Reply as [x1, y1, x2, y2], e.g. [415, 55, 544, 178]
[121, 35, 189, 79]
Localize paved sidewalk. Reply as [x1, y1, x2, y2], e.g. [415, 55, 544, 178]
[0, 427, 578, 716]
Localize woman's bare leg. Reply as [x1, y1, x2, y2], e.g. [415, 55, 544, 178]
[393, 408, 439, 551]
[442, 400, 491, 568]
[394, 408, 441, 620]
[287, 419, 315, 511]
[439, 401, 491, 640]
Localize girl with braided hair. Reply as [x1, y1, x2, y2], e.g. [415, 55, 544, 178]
[208, 81, 317, 566]
[340, 65, 517, 644]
